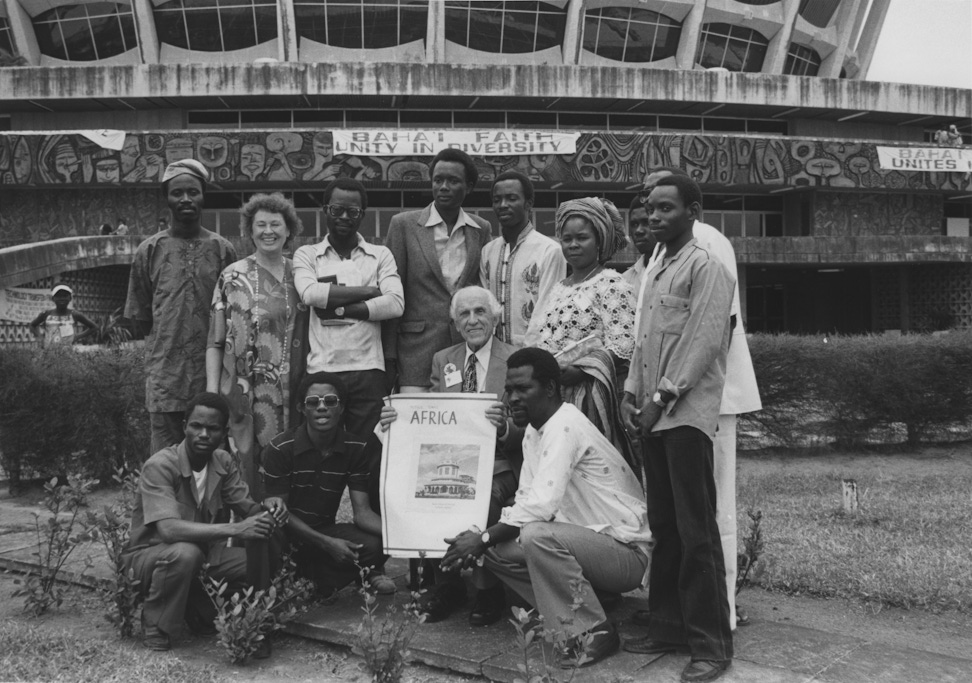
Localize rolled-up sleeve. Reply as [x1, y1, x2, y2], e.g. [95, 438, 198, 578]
[363, 249, 404, 321]
[293, 244, 332, 308]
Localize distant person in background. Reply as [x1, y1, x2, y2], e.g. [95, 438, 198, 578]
[30, 284, 96, 346]
[206, 193, 308, 496]
[100, 223, 113, 235]
[946, 125, 963, 147]
[621, 195, 657, 290]
[157, 216, 168, 232]
[115, 217, 129, 235]
[126, 159, 237, 456]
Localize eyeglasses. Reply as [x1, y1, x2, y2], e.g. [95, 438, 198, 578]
[324, 205, 363, 219]
[304, 394, 341, 409]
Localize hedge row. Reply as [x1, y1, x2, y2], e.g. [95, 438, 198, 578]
[0, 345, 148, 490]
[739, 331, 972, 449]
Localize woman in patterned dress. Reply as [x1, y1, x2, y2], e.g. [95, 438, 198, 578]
[524, 197, 637, 469]
[206, 193, 308, 495]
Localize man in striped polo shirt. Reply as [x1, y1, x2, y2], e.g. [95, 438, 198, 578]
[262, 372, 394, 595]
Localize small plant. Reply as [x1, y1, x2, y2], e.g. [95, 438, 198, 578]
[509, 578, 593, 683]
[353, 564, 426, 683]
[13, 476, 98, 616]
[203, 554, 314, 664]
[89, 307, 134, 347]
[85, 467, 142, 636]
[736, 507, 765, 596]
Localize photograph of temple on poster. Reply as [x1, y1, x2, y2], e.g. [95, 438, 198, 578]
[380, 393, 497, 558]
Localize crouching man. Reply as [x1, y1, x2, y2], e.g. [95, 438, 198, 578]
[442, 348, 652, 668]
[262, 372, 393, 596]
[123, 392, 288, 653]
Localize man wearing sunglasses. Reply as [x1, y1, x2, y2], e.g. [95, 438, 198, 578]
[262, 372, 393, 595]
[293, 177, 404, 438]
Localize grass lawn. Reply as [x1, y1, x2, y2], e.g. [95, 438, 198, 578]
[738, 449, 972, 612]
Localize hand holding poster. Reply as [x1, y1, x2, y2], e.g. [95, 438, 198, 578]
[380, 393, 497, 557]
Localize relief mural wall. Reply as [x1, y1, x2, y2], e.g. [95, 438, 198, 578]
[814, 192, 943, 237]
[1, 132, 969, 192]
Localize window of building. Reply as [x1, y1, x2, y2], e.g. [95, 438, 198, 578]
[444, 1, 567, 54]
[33, 2, 137, 61]
[798, 0, 840, 28]
[784, 43, 821, 76]
[293, 0, 428, 49]
[0, 16, 16, 57]
[582, 6, 681, 63]
[154, 0, 276, 52]
[696, 23, 768, 72]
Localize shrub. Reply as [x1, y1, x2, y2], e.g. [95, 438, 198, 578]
[353, 566, 425, 683]
[740, 331, 972, 448]
[0, 345, 148, 490]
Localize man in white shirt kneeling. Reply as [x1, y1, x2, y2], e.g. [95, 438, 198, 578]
[442, 348, 652, 668]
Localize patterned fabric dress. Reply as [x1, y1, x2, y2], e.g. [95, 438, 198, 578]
[525, 269, 637, 471]
[209, 255, 308, 493]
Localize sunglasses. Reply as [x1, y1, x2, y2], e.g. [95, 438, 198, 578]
[304, 394, 341, 409]
[324, 205, 363, 219]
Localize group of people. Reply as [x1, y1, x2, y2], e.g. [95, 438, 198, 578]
[119, 150, 759, 683]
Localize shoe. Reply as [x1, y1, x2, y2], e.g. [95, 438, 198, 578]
[252, 637, 272, 660]
[367, 573, 397, 595]
[468, 584, 505, 627]
[623, 635, 690, 655]
[681, 659, 731, 682]
[143, 625, 171, 652]
[631, 608, 651, 628]
[417, 577, 466, 623]
[560, 621, 620, 668]
[735, 605, 751, 626]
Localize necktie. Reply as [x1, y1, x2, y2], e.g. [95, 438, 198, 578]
[462, 354, 478, 393]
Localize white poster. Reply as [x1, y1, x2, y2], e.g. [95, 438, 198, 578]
[333, 130, 579, 157]
[380, 393, 497, 557]
[876, 146, 972, 172]
[0, 287, 53, 323]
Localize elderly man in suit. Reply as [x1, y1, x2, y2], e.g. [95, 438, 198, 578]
[382, 148, 492, 393]
[382, 286, 520, 625]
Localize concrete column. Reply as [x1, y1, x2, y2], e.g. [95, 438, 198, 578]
[674, 0, 707, 70]
[763, 0, 800, 74]
[278, 0, 297, 62]
[818, 0, 864, 78]
[3, 0, 41, 65]
[561, 0, 584, 65]
[131, 0, 160, 63]
[854, 0, 890, 80]
[426, 0, 444, 63]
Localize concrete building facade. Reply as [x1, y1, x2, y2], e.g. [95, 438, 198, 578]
[1, 0, 970, 339]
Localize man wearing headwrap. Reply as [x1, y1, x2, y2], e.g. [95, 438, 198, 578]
[126, 159, 238, 456]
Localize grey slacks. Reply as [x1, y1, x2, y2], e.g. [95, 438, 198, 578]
[483, 521, 649, 637]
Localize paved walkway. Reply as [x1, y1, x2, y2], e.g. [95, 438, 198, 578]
[1, 491, 968, 682]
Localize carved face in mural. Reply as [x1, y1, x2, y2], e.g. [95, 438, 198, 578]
[312, 133, 333, 161]
[164, 138, 194, 165]
[53, 143, 80, 182]
[121, 136, 140, 175]
[197, 136, 228, 167]
[95, 158, 120, 183]
[13, 138, 31, 183]
[240, 144, 266, 181]
[138, 154, 165, 183]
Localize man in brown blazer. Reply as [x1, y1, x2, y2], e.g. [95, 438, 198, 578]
[383, 148, 492, 391]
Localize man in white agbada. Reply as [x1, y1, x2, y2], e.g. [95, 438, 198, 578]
[630, 167, 762, 630]
[441, 347, 652, 669]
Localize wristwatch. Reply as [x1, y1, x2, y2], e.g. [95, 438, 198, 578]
[480, 530, 492, 548]
[334, 306, 345, 317]
[652, 391, 668, 408]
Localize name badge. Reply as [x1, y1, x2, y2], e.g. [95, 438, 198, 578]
[443, 363, 461, 388]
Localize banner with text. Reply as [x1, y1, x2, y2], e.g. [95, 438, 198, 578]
[876, 146, 972, 172]
[380, 392, 497, 558]
[0, 288, 53, 323]
[333, 130, 579, 157]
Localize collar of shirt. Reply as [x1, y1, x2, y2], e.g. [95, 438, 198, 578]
[426, 203, 479, 235]
[174, 439, 229, 481]
[318, 233, 379, 258]
[295, 423, 349, 458]
[463, 336, 493, 379]
[503, 222, 535, 251]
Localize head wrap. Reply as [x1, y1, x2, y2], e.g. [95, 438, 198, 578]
[555, 197, 628, 263]
[51, 284, 73, 297]
[161, 159, 210, 185]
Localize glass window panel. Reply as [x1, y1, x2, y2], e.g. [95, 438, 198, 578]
[254, 5, 276, 43]
[155, 10, 188, 48]
[362, 4, 399, 48]
[764, 213, 784, 237]
[697, 23, 767, 72]
[0, 19, 15, 55]
[798, 0, 840, 28]
[327, 4, 363, 48]
[502, 10, 538, 52]
[184, 9, 223, 50]
[723, 213, 743, 237]
[35, 23, 69, 59]
[61, 19, 100, 60]
[465, 8, 503, 51]
[220, 7, 258, 50]
[399, 5, 427, 43]
[90, 15, 127, 58]
[294, 3, 327, 43]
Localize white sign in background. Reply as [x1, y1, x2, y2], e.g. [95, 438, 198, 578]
[0, 288, 55, 323]
[333, 130, 579, 157]
[876, 146, 972, 172]
[380, 392, 498, 558]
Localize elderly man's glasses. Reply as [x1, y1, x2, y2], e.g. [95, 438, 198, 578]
[304, 394, 341, 409]
[324, 205, 363, 219]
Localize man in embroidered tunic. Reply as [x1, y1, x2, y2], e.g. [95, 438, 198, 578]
[480, 171, 565, 346]
[293, 178, 404, 437]
[125, 160, 237, 455]
[443, 348, 651, 668]
[621, 175, 735, 682]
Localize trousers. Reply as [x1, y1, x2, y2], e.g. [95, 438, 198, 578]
[713, 414, 738, 629]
